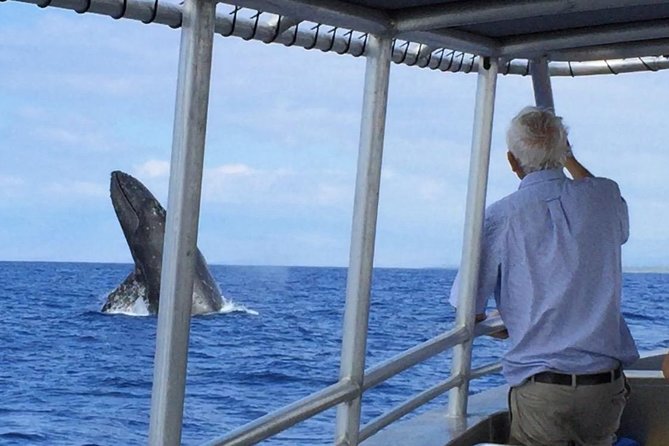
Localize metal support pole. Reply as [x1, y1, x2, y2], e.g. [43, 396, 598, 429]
[447, 56, 498, 418]
[335, 33, 392, 446]
[530, 56, 555, 110]
[147, 0, 216, 444]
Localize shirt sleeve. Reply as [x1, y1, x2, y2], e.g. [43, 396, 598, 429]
[619, 196, 629, 244]
[606, 179, 630, 245]
[449, 213, 502, 314]
[593, 177, 629, 245]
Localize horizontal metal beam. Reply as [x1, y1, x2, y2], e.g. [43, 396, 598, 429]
[359, 320, 504, 442]
[549, 38, 669, 61]
[393, 0, 669, 33]
[470, 361, 503, 380]
[263, 15, 302, 42]
[546, 57, 669, 76]
[12, 0, 183, 26]
[362, 327, 468, 391]
[624, 370, 666, 379]
[399, 28, 499, 56]
[362, 316, 504, 392]
[223, 0, 392, 35]
[501, 19, 669, 58]
[229, 0, 499, 56]
[359, 375, 464, 442]
[496, 56, 669, 76]
[202, 380, 358, 446]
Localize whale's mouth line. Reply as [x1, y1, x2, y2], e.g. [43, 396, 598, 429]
[113, 173, 140, 219]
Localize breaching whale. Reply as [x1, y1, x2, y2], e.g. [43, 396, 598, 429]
[102, 170, 224, 315]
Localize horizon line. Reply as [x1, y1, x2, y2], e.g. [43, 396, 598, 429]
[1, 259, 669, 273]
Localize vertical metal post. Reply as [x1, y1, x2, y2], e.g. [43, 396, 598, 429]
[447, 57, 498, 418]
[148, 0, 216, 444]
[335, 33, 392, 446]
[530, 56, 555, 110]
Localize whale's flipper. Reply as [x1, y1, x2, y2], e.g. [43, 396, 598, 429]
[102, 171, 224, 315]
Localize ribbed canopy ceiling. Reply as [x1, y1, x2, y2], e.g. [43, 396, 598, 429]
[232, 1, 669, 61]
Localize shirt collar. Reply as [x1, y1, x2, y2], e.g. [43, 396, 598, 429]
[518, 168, 566, 189]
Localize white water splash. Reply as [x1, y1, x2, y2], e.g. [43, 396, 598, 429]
[102, 295, 150, 316]
[130, 296, 150, 316]
[219, 300, 259, 316]
[101, 294, 257, 317]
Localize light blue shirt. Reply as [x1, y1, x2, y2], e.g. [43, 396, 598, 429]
[450, 169, 639, 386]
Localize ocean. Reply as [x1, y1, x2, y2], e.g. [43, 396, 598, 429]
[1, 262, 667, 445]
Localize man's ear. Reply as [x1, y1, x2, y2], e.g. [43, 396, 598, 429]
[507, 151, 525, 179]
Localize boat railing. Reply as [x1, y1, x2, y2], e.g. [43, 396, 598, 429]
[203, 315, 506, 446]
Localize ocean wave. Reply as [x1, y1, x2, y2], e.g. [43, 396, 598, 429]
[2, 263, 667, 446]
[0, 432, 48, 442]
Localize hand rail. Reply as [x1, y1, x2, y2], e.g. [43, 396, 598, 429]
[357, 318, 505, 442]
[358, 374, 464, 442]
[200, 315, 506, 445]
[362, 315, 504, 392]
[362, 326, 468, 391]
[470, 362, 503, 380]
[202, 380, 359, 446]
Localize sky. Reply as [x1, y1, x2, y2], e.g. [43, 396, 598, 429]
[2, 4, 669, 268]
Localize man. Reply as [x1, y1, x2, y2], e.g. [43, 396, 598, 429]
[450, 106, 639, 445]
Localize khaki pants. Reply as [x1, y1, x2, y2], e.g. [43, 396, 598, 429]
[508, 375, 629, 446]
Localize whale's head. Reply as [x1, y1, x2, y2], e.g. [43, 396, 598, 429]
[110, 171, 166, 304]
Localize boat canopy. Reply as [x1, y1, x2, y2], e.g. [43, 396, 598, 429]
[7, 0, 669, 75]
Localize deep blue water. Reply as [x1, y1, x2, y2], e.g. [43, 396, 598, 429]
[1, 263, 667, 445]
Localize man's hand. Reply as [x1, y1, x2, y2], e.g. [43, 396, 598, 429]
[564, 145, 593, 180]
[476, 311, 509, 339]
[489, 328, 509, 339]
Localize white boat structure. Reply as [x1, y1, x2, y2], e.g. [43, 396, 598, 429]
[4, 0, 669, 445]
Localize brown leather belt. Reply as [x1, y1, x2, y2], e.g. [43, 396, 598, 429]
[530, 366, 622, 386]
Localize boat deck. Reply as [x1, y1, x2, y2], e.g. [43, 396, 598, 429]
[364, 352, 669, 446]
[363, 385, 509, 446]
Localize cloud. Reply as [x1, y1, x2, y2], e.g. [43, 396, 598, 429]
[1, 9, 178, 106]
[34, 126, 100, 147]
[128, 160, 353, 208]
[204, 163, 351, 207]
[0, 175, 26, 201]
[131, 155, 468, 226]
[216, 103, 362, 152]
[48, 74, 139, 96]
[212, 164, 255, 176]
[0, 172, 107, 205]
[8, 105, 123, 153]
[0, 174, 24, 187]
[42, 180, 107, 199]
[135, 160, 171, 178]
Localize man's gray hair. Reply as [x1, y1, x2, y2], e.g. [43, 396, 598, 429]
[506, 106, 569, 173]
